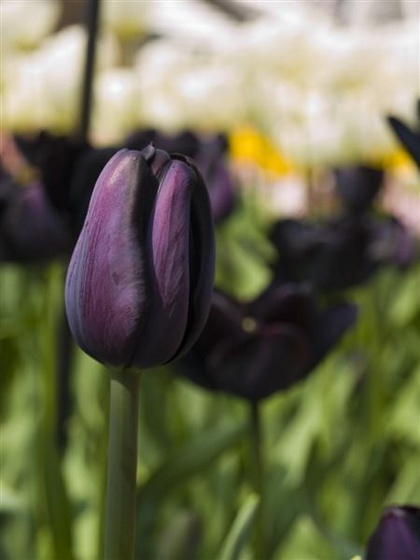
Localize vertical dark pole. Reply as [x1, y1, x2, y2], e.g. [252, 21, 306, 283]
[56, 0, 102, 451]
[79, 0, 101, 142]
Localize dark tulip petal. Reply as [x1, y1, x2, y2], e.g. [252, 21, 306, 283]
[199, 291, 245, 351]
[69, 147, 119, 236]
[15, 131, 88, 212]
[173, 290, 246, 392]
[1, 182, 71, 263]
[387, 116, 420, 170]
[368, 217, 416, 268]
[130, 160, 196, 367]
[334, 165, 384, 213]
[124, 128, 158, 151]
[250, 283, 314, 333]
[172, 158, 216, 358]
[208, 323, 309, 401]
[311, 302, 358, 367]
[65, 150, 158, 368]
[142, 144, 172, 177]
[366, 505, 420, 560]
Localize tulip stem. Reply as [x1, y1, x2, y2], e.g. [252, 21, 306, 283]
[249, 400, 265, 560]
[79, 0, 101, 142]
[104, 369, 140, 560]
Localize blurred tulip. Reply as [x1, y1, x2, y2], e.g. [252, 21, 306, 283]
[126, 129, 236, 223]
[0, 177, 71, 263]
[194, 134, 236, 223]
[175, 285, 357, 401]
[270, 215, 416, 292]
[334, 165, 385, 214]
[125, 128, 199, 158]
[65, 146, 215, 369]
[365, 505, 420, 560]
[15, 132, 88, 215]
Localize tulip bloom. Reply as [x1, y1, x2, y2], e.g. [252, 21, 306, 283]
[269, 215, 415, 293]
[365, 505, 420, 560]
[126, 129, 236, 223]
[65, 146, 215, 369]
[333, 165, 384, 214]
[0, 177, 71, 263]
[175, 284, 357, 401]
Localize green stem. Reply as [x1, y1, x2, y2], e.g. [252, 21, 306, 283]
[104, 369, 140, 560]
[249, 400, 265, 560]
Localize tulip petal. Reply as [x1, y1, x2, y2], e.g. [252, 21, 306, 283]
[176, 161, 216, 356]
[208, 323, 309, 401]
[130, 159, 196, 366]
[65, 149, 158, 367]
[366, 506, 420, 560]
[311, 302, 358, 368]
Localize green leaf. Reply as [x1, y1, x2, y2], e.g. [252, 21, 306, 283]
[139, 422, 246, 501]
[218, 493, 260, 560]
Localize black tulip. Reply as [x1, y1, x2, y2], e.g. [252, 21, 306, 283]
[175, 285, 357, 402]
[365, 505, 420, 560]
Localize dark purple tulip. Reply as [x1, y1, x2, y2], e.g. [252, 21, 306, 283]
[334, 165, 385, 214]
[270, 218, 374, 291]
[126, 129, 235, 223]
[0, 178, 71, 263]
[369, 216, 416, 269]
[270, 215, 416, 293]
[15, 131, 88, 214]
[175, 285, 357, 401]
[67, 146, 119, 235]
[65, 145, 215, 369]
[194, 136, 236, 223]
[125, 128, 200, 159]
[365, 505, 420, 560]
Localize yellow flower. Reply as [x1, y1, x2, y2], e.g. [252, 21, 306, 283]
[229, 126, 295, 177]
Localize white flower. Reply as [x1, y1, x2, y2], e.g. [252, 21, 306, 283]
[2, 25, 119, 133]
[101, 0, 151, 39]
[146, 0, 237, 51]
[92, 68, 141, 144]
[1, 0, 60, 51]
[134, 38, 195, 132]
[175, 63, 246, 132]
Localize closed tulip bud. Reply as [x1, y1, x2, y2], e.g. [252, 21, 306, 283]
[365, 505, 420, 560]
[65, 145, 215, 369]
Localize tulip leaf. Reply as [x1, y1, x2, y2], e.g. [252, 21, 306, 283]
[139, 422, 246, 501]
[218, 493, 260, 560]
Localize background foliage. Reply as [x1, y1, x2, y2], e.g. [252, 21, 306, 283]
[1, 198, 419, 559]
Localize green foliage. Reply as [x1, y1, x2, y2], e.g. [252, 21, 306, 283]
[1, 213, 419, 559]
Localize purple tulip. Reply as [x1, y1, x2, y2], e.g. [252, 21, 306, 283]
[0, 178, 71, 263]
[126, 129, 236, 223]
[365, 505, 420, 560]
[270, 215, 416, 293]
[334, 165, 385, 214]
[175, 284, 357, 401]
[65, 145, 215, 369]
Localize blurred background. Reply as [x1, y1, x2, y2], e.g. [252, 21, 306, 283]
[1, 1, 419, 559]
